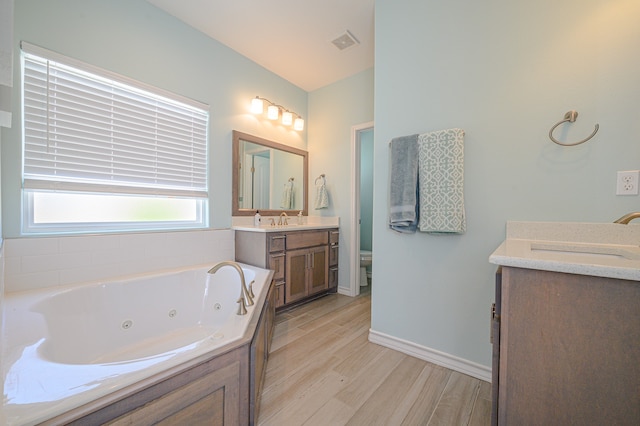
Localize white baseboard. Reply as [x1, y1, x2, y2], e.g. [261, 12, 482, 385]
[337, 286, 354, 296]
[368, 329, 491, 382]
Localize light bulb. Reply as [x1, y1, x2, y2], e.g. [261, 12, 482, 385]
[282, 111, 293, 126]
[250, 97, 263, 114]
[267, 105, 279, 120]
[294, 117, 304, 131]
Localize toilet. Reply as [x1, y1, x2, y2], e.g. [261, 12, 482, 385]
[360, 250, 372, 286]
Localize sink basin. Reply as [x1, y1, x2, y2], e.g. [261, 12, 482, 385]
[530, 242, 640, 261]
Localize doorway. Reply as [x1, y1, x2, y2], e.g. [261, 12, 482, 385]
[349, 122, 374, 297]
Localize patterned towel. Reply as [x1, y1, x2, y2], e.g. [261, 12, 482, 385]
[418, 128, 466, 234]
[315, 181, 329, 209]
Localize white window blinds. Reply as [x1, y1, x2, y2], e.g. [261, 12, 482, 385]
[22, 42, 209, 198]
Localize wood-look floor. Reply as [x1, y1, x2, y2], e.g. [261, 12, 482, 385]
[257, 288, 491, 426]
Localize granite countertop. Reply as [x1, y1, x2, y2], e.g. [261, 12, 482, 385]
[489, 221, 640, 281]
[232, 216, 339, 233]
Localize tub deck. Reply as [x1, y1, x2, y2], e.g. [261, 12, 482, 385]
[2, 263, 273, 425]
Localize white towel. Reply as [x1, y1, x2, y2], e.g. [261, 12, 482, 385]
[315, 181, 329, 209]
[281, 181, 294, 209]
[418, 128, 466, 234]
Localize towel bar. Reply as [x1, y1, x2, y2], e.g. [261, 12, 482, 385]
[548, 110, 599, 147]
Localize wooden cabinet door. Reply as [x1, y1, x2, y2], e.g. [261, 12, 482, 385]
[286, 248, 308, 303]
[308, 245, 328, 295]
[498, 267, 640, 425]
[268, 252, 285, 281]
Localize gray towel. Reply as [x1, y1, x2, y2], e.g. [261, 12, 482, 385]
[418, 128, 466, 234]
[388, 134, 420, 233]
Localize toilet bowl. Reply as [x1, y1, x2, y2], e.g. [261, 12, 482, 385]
[360, 250, 372, 287]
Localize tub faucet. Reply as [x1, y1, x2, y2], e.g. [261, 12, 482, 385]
[613, 212, 640, 224]
[207, 261, 254, 315]
[278, 212, 289, 226]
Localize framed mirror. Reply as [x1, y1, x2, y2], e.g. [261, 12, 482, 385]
[232, 130, 308, 216]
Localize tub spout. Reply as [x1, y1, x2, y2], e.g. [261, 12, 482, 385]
[208, 261, 254, 314]
[614, 212, 640, 224]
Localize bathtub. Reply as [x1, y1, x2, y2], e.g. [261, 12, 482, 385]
[2, 262, 273, 425]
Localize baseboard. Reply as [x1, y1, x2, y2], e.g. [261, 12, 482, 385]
[368, 329, 491, 382]
[337, 286, 354, 296]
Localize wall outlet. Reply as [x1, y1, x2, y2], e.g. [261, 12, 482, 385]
[616, 170, 639, 195]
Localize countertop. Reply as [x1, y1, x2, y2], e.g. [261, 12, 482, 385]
[489, 221, 640, 281]
[232, 215, 339, 233]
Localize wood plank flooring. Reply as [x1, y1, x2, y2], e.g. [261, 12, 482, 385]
[257, 289, 491, 426]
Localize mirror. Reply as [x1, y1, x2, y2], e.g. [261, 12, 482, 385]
[232, 130, 308, 216]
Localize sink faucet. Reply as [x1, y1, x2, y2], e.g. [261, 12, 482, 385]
[614, 212, 640, 224]
[207, 261, 254, 315]
[278, 212, 289, 226]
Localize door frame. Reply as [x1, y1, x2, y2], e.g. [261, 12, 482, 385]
[349, 121, 374, 297]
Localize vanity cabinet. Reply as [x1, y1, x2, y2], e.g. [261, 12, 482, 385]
[235, 228, 338, 310]
[236, 231, 287, 308]
[329, 230, 339, 288]
[492, 266, 640, 425]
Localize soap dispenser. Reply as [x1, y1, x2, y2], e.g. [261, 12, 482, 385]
[297, 211, 303, 225]
[254, 210, 261, 226]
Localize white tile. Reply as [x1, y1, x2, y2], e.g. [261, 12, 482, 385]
[59, 234, 120, 253]
[4, 255, 22, 276]
[91, 245, 145, 267]
[5, 237, 59, 258]
[21, 251, 93, 274]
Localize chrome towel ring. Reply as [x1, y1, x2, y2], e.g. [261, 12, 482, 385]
[548, 110, 599, 147]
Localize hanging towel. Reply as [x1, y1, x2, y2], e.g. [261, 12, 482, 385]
[280, 180, 294, 209]
[418, 128, 466, 234]
[315, 177, 329, 209]
[388, 134, 420, 233]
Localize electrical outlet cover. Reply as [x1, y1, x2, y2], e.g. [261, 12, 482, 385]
[616, 170, 639, 195]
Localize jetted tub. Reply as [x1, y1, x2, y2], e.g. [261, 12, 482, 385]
[2, 262, 273, 425]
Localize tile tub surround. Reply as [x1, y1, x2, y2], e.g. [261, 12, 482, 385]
[232, 215, 339, 232]
[4, 229, 235, 293]
[490, 221, 640, 281]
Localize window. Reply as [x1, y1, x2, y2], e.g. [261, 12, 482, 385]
[21, 42, 209, 234]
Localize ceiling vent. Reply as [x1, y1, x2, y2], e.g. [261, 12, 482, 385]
[331, 30, 359, 51]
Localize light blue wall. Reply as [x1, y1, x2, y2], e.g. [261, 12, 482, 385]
[360, 129, 374, 252]
[308, 68, 374, 293]
[2, 0, 308, 237]
[373, 0, 640, 367]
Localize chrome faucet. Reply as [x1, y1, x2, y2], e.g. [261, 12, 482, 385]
[278, 212, 289, 226]
[207, 261, 254, 315]
[614, 212, 640, 224]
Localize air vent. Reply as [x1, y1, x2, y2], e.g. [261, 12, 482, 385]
[331, 30, 359, 51]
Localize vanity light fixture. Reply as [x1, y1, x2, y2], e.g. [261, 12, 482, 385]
[282, 110, 293, 126]
[250, 96, 304, 131]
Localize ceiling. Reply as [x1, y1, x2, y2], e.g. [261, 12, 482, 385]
[146, 0, 375, 92]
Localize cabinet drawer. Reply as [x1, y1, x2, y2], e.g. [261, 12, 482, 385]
[329, 244, 338, 266]
[268, 234, 286, 253]
[274, 280, 286, 308]
[329, 266, 338, 288]
[329, 230, 339, 245]
[268, 253, 285, 281]
[286, 230, 328, 250]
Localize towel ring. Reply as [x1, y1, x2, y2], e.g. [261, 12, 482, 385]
[548, 110, 599, 147]
[315, 174, 326, 185]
